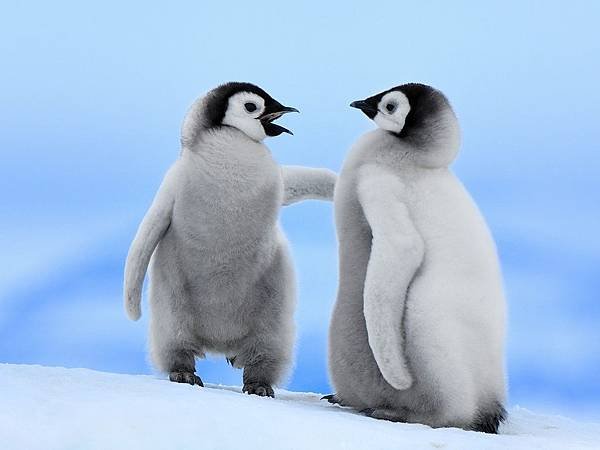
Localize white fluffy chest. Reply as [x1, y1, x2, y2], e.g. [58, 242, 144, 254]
[403, 169, 499, 274]
[170, 140, 283, 250]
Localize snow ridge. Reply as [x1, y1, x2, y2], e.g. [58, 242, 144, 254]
[1, 364, 598, 450]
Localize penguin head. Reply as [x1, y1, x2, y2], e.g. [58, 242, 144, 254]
[351, 89, 411, 134]
[350, 83, 460, 165]
[182, 82, 298, 147]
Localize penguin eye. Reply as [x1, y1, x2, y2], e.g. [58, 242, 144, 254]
[385, 103, 396, 113]
[244, 102, 257, 113]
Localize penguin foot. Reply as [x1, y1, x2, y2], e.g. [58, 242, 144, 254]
[169, 371, 204, 387]
[321, 394, 343, 405]
[361, 407, 406, 422]
[243, 382, 274, 398]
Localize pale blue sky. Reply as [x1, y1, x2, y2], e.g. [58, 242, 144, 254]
[1, 1, 599, 419]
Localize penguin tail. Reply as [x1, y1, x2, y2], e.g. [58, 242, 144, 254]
[470, 401, 507, 434]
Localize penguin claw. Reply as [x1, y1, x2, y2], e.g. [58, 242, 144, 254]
[243, 382, 274, 398]
[321, 393, 342, 405]
[226, 356, 237, 367]
[360, 407, 406, 422]
[169, 371, 204, 387]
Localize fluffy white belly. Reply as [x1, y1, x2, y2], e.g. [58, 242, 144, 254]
[403, 172, 505, 377]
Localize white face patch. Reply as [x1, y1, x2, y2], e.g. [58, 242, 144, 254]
[373, 91, 411, 133]
[222, 92, 267, 141]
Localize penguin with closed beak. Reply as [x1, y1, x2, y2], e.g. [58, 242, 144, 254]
[124, 82, 336, 397]
[326, 83, 506, 432]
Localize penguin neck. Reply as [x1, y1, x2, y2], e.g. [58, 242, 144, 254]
[401, 108, 461, 168]
[365, 128, 458, 171]
[187, 126, 270, 158]
[182, 127, 276, 181]
[372, 121, 460, 169]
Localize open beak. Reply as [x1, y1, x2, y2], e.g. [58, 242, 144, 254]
[350, 99, 378, 119]
[260, 103, 299, 136]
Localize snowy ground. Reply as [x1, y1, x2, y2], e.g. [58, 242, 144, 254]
[1, 364, 598, 450]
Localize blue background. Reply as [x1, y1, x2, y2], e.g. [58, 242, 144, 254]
[1, 1, 599, 420]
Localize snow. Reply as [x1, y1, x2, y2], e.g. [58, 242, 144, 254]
[1, 364, 598, 450]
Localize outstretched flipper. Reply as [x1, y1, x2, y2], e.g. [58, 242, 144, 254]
[357, 167, 425, 390]
[281, 165, 337, 206]
[123, 168, 177, 321]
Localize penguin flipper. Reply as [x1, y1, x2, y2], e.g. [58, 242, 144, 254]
[281, 165, 337, 206]
[358, 168, 424, 390]
[123, 171, 176, 321]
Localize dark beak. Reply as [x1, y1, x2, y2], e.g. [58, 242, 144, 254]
[260, 103, 299, 136]
[350, 99, 378, 119]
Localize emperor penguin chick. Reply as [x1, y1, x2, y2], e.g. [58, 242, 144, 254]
[328, 83, 507, 432]
[124, 82, 336, 397]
